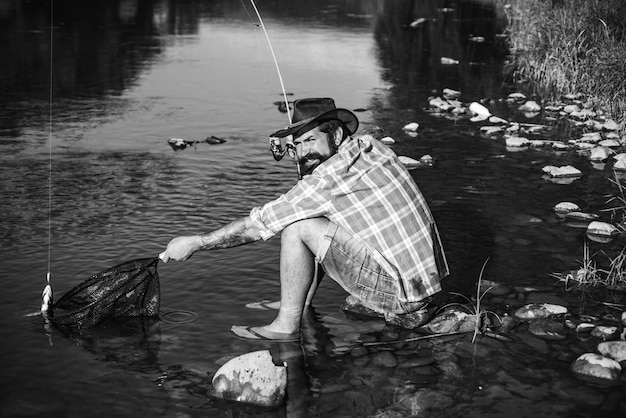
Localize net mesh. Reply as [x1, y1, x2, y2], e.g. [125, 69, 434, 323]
[49, 257, 160, 329]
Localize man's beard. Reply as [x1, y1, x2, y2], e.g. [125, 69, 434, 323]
[298, 152, 328, 176]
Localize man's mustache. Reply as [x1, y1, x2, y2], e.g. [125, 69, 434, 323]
[299, 152, 324, 164]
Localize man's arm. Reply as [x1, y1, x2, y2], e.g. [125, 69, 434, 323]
[159, 215, 263, 262]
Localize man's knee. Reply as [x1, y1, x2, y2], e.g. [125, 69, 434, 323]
[281, 218, 331, 253]
[281, 218, 330, 240]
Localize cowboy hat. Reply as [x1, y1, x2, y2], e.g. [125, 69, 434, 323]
[271, 98, 359, 138]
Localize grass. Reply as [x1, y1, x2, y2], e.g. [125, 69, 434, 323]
[552, 239, 626, 290]
[551, 170, 626, 292]
[445, 258, 501, 343]
[602, 170, 626, 229]
[497, 0, 626, 131]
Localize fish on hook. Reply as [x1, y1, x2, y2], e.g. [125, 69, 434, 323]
[41, 283, 53, 315]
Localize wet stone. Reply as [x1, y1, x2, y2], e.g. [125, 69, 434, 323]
[421, 307, 477, 334]
[528, 318, 567, 340]
[514, 303, 568, 319]
[591, 326, 620, 341]
[598, 341, 626, 363]
[369, 351, 398, 368]
[571, 353, 622, 385]
[398, 356, 435, 368]
[211, 350, 287, 408]
[576, 323, 596, 333]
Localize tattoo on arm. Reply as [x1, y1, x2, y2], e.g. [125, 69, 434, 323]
[198, 216, 262, 250]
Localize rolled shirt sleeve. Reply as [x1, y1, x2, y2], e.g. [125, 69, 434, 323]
[249, 174, 332, 240]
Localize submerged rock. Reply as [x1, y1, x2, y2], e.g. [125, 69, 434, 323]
[421, 308, 476, 334]
[571, 353, 622, 385]
[211, 350, 287, 408]
[564, 211, 599, 222]
[554, 202, 581, 215]
[542, 165, 582, 178]
[341, 296, 432, 329]
[528, 318, 567, 340]
[514, 303, 568, 320]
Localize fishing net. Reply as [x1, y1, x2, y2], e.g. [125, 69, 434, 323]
[49, 257, 161, 330]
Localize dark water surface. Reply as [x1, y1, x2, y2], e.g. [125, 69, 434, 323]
[1, 0, 624, 417]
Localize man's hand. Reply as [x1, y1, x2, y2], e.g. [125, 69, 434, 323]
[159, 235, 203, 263]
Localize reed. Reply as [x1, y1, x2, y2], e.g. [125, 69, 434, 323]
[498, 0, 626, 131]
[446, 259, 501, 343]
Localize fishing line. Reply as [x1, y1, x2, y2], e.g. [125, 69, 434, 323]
[46, 0, 54, 294]
[240, 0, 271, 103]
[248, 0, 292, 123]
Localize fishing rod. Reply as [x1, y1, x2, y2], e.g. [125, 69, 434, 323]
[247, 0, 302, 178]
[249, 0, 291, 124]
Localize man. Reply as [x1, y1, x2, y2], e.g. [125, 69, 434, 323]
[160, 98, 448, 341]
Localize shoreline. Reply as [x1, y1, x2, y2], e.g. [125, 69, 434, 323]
[496, 0, 625, 134]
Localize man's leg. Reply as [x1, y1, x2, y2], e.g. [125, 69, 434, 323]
[233, 218, 330, 338]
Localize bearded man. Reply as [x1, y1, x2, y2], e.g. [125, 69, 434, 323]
[160, 98, 448, 341]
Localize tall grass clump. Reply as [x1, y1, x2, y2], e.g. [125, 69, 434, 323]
[497, 0, 626, 131]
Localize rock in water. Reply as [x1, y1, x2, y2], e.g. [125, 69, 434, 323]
[211, 350, 287, 408]
[598, 341, 626, 363]
[421, 308, 476, 334]
[514, 303, 568, 319]
[542, 165, 582, 178]
[571, 353, 622, 385]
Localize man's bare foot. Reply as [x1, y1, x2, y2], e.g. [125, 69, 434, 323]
[245, 300, 281, 311]
[230, 325, 300, 342]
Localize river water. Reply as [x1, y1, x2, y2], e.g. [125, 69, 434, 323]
[1, 0, 624, 417]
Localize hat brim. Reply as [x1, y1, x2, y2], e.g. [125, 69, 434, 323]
[271, 108, 359, 138]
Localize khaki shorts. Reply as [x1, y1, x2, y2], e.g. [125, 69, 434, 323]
[316, 222, 430, 315]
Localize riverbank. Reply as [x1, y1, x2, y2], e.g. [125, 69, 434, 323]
[497, 0, 626, 132]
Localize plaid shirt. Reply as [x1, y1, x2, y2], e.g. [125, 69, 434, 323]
[250, 135, 448, 302]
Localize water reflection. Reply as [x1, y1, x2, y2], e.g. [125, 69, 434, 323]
[6, 0, 616, 417]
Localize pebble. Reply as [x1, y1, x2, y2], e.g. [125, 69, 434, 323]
[553, 201, 580, 215]
[403, 122, 420, 132]
[597, 341, 626, 362]
[590, 326, 620, 340]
